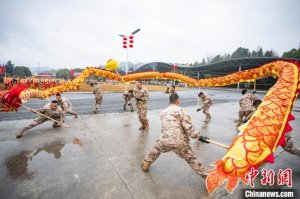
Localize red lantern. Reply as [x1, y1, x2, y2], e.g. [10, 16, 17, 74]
[123, 37, 127, 40]
[123, 41, 127, 44]
[129, 44, 133, 48]
[129, 40, 134, 43]
[123, 45, 127, 48]
[129, 35, 134, 39]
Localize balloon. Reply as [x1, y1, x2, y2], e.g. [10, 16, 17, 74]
[104, 59, 120, 71]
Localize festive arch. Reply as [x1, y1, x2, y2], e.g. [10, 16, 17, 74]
[0, 60, 299, 194]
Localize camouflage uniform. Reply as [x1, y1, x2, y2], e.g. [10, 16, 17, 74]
[238, 93, 254, 125]
[57, 97, 78, 117]
[144, 104, 206, 177]
[93, 83, 103, 113]
[252, 93, 260, 101]
[169, 87, 177, 96]
[16, 104, 64, 138]
[123, 91, 134, 111]
[132, 87, 149, 128]
[282, 133, 300, 157]
[199, 93, 212, 121]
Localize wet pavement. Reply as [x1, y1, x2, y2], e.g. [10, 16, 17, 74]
[0, 88, 268, 121]
[0, 90, 299, 199]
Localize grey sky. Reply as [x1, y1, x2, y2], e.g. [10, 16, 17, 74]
[0, 0, 299, 68]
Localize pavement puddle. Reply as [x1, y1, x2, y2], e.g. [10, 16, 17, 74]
[6, 139, 82, 179]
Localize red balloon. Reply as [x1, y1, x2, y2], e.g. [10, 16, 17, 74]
[129, 40, 134, 43]
[123, 41, 127, 44]
[123, 45, 127, 48]
[123, 37, 127, 40]
[129, 35, 134, 39]
[129, 44, 133, 48]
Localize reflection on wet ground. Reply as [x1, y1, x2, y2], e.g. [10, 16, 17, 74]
[6, 141, 65, 179]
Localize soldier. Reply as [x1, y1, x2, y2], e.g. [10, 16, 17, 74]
[55, 93, 78, 118]
[8, 77, 14, 88]
[237, 89, 254, 126]
[51, 79, 56, 88]
[3, 77, 9, 90]
[197, 92, 212, 122]
[123, 88, 134, 112]
[169, 85, 177, 96]
[91, 82, 103, 113]
[142, 94, 207, 179]
[33, 78, 39, 89]
[131, 81, 149, 130]
[252, 91, 260, 101]
[16, 100, 64, 138]
[282, 133, 300, 157]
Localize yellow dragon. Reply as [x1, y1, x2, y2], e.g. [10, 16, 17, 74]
[1, 60, 299, 194]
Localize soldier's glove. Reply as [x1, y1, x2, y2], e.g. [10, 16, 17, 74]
[196, 108, 202, 112]
[136, 98, 142, 101]
[129, 89, 133, 93]
[199, 136, 210, 143]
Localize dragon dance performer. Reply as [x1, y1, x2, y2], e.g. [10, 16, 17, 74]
[168, 85, 176, 96]
[142, 94, 207, 178]
[130, 81, 149, 130]
[55, 93, 78, 118]
[237, 89, 255, 126]
[51, 79, 56, 88]
[3, 77, 13, 90]
[33, 78, 39, 89]
[197, 92, 212, 122]
[123, 88, 134, 112]
[91, 82, 103, 113]
[16, 100, 64, 138]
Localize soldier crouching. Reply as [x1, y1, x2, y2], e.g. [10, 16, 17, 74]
[16, 100, 64, 138]
[142, 93, 207, 178]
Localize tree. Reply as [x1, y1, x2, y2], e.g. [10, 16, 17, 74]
[251, 50, 257, 57]
[264, 50, 276, 57]
[282, 48, 300, 59]
[13, 66, 32, 77]
[5, 60, 14, 75]
[193, 61, 200, 66]
[201, 58, 206, 65]
[56, 69, 71, 79]
[231, 47, 251, 59]
[74, 68, 84, 72]
[257, 47, 263, 57]
[211, 55, 222, 63]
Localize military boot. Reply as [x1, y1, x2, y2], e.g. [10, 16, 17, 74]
[204, 114, 211, 122]
[139, 124, 145, 130]
[141, 160, 152, 171]
[144, 122, 149, 130]
[16, 129, 25, 139]
[93, 108, 98, 114]
[123, 104, 126, 110]
[52, 122, 62, 127]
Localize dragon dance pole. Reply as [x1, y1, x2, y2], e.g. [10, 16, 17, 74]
[21, 104, 70, 128]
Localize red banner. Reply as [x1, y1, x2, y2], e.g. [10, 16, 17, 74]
[0, 66, 5, 74]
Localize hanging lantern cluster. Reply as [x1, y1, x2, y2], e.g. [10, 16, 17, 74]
[122, 35, 134, 48]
